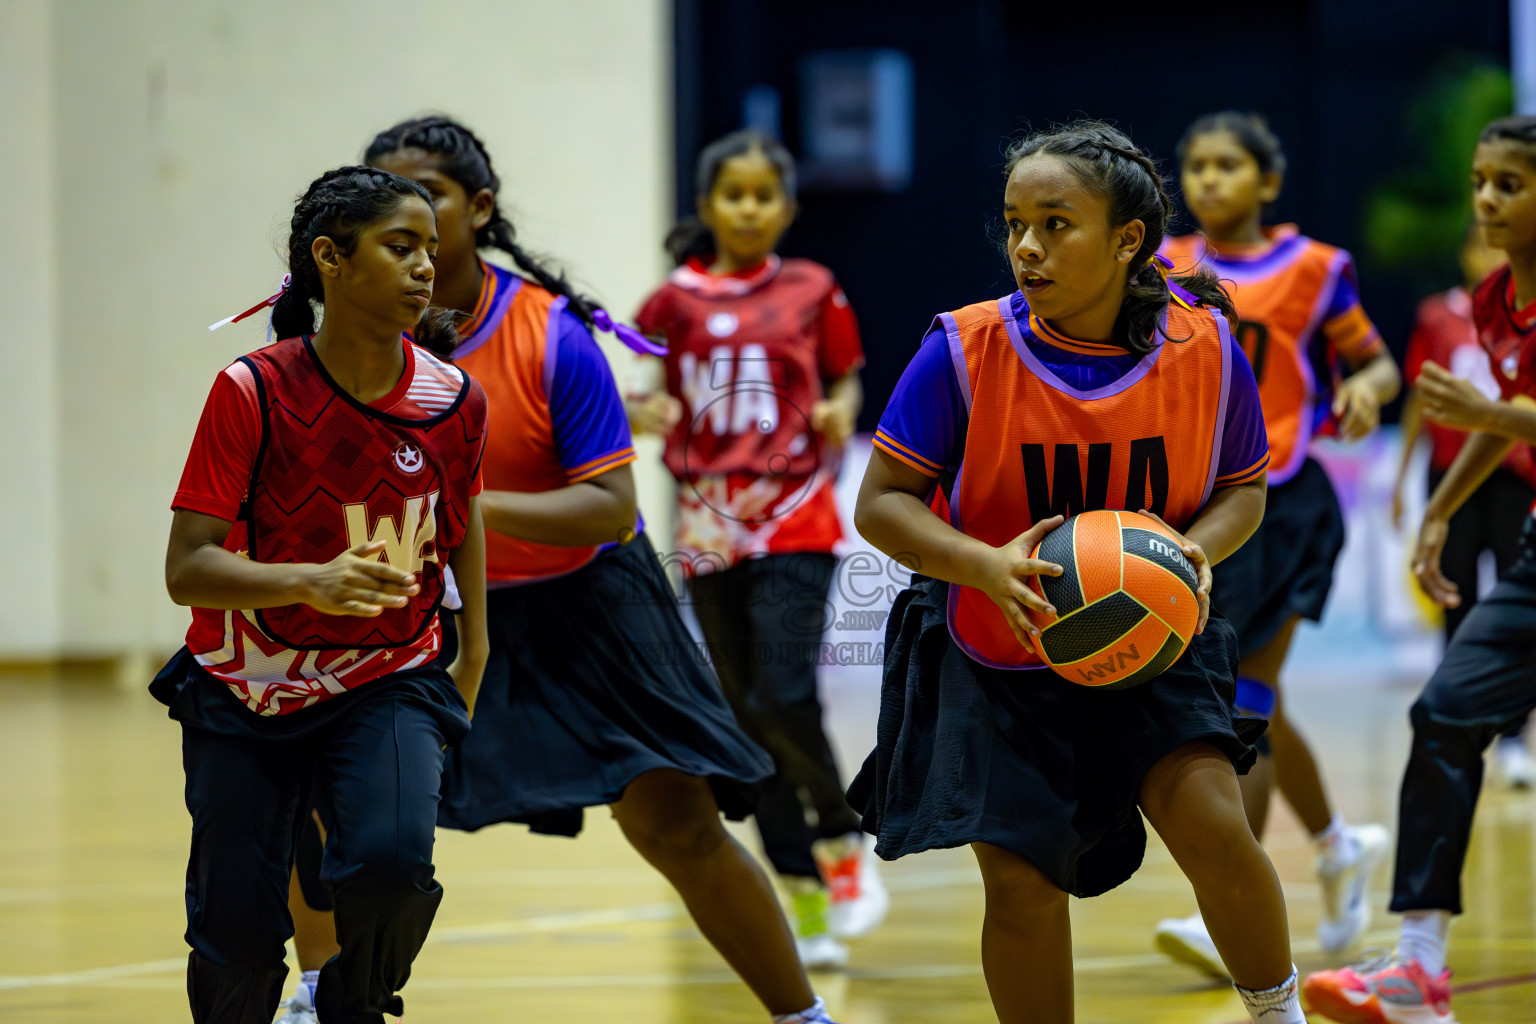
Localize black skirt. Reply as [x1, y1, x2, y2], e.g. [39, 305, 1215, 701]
[1211, 456, 1346, 652]
[437, 534, 774, 835]
[847, 576, 1265, 898]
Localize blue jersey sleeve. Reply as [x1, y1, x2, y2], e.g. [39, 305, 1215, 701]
[1215, 327, 1270, 486]
[548, 308, 638, 483]
[871, 325, 967, 478]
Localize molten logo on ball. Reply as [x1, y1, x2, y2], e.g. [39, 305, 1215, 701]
[1026, 509, 1200, 689]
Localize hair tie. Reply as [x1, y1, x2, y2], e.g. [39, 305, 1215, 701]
[1149, 253, 1201, 310]
[591, 307, 668, 357]
[208, 274, 292, 332]
[1150, 253, 1174, 281]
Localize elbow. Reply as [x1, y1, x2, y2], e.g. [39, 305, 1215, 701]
[164, 562, 194, 607]
[608, 494, 640, 543]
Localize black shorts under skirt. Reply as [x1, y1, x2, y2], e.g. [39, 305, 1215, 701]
[437, 534, 774, 836]
[847, 576, 1265, 898]
[1212, 457, 1346, 653]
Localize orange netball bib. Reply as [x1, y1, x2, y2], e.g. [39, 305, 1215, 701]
[942, 298, 1232, 669]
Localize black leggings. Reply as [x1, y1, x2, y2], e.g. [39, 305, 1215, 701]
[688, 553, 862, 879]
[1391, 518, 1536, 915]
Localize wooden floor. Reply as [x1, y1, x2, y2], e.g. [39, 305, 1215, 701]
[2, 664, 1534, 1023]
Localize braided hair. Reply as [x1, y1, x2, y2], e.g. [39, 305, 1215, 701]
[1004, 121, 1234, 354]
[269, 165, 458, 356]
[665, 130, 798, 266]
[364, 115, 600, 327]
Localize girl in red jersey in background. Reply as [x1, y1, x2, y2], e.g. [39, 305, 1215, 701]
[628, 130, 885, 969]
[1304, 113, 1536, 1024]
[363, 116, 840, 1024]
[157, 166, 487, 1024]
[1154, 112, 1401, 977]
[849, 121, 1307, 1024]
[1391, 224, 1536, 788]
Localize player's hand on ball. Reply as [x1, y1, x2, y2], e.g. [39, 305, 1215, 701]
[1138, 510, 1212, 635]
[980, 515, 1065, 646]
[304, 541, 419, 617]
[1412, 514, 1461, 609]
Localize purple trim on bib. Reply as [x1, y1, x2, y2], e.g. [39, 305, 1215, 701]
[1202, 313, 1235, 506]
[453, 273, 522, 360]
[940, 312, 975, 414]
[999, 297, 1164, 400]
[542, 295, 570, 399]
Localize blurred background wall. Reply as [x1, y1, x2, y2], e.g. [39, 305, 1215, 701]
[0, 0, 672, 661]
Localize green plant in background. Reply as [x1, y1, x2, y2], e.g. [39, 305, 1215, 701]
[1363, 57, 1511, 291]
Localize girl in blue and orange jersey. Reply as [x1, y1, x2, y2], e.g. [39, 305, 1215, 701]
[361, 116, 839, 1024]
[1157, 112, 1402, 972]
[850, 121, 1306, 1024]
[629, 130, 883, 968]
[157, 166, 488, 1024]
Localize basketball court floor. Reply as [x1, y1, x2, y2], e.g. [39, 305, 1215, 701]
[3, 440, 1534, 1023]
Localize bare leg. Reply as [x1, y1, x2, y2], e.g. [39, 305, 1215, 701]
[1141, 742, 1293, 990]
[287, 869, 340, 971]
[1238, 616, 1335, 837]
[1237, 752, 1274, 838]
[612, 769, 815, 1016]
[971, 842, 1073, 1024]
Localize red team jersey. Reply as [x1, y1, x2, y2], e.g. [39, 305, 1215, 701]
[874, 292, 1269, 670]
[450, 262, 638, 585]
[1472, 265, 1536, 513]
[173, 338, 486, 715]
[1163, 225, 1386, 484]
[1405, 285, 1536, 485]
[635, 256, 865, 568]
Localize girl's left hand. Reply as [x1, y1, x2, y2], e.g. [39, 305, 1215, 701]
[810, 399, 856, 448]
[1418, 362, 1496, 432]
[1332, 377, 1383, 441]
[1138, 510, 1212, 635]
[448, 644, 488, 719]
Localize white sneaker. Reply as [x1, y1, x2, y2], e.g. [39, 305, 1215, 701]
[815, 834, 890, 939]
[1496, 736, 1536, 789]
[794, 931, 850, 971]
[1317, 823, 1391, 955]
[1153, 913, 1230, 980]
[273, 981, 317, 1024]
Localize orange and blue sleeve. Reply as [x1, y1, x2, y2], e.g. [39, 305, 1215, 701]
[1319, 257, 1386, 365]
[872, 327, 965, 480]
[1214, 332, 1270, 487]
[548, 308, 637, 484]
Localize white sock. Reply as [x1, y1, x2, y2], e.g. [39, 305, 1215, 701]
[1235, 966, 1305, 1023]
[301, 969, 320, 1005]
[772, 995, 827, 1023]
[1398, 910, 1451, 976]
[1314, 814, 1359, 863]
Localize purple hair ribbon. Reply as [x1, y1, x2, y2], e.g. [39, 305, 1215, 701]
[209, 273, 292, 332]
[591, 308, 668, 356]
[1151, 253, 1199, 309]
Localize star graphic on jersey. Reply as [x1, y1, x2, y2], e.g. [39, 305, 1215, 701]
[383, 651, 394, 661]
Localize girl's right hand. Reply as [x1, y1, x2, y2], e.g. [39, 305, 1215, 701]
[1412, 515, 1460, 609]
[978, 516, 1065, 647]
[626, 392, 684, 435]
[304, 541, 420, 616]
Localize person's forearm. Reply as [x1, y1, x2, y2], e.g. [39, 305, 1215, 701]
[1483, 395, 1536, 444]
[1353, 350, 1401, 404]
[826, 370, 863, 420]
[1396, 390, 1425, 487]
[1426, 430, 1514, 520]
[479, 483, 635, 547]
[854, 486, 999, 589]
[1180, 478, 1267, 566]
[166, 543, 317, 610]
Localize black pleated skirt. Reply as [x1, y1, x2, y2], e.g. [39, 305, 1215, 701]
[437, 534, 774, 836]
[847, 576, 1264, 898]
[1212, 456, 1346, 652]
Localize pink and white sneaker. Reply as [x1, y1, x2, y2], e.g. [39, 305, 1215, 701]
[1303, 954, 1456, 1023]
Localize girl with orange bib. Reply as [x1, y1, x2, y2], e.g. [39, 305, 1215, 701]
[1155, 112, 1401, 975]
[848, 121, 1306, 1024]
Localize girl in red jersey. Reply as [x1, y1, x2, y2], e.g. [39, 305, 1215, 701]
[850, 121, 1307, 1024]
[1304, 114, 1536, 1024]
[629, 130, 883, 968]
[1154, 112, 1402, 975]
[359, 116, 839, 1024]
[156, 166, 488, 1024]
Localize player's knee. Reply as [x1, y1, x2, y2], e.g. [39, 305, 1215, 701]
[343, 831, 436, 891]
[975, 845, 1061, 910]
[618, 773, 727, 862]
